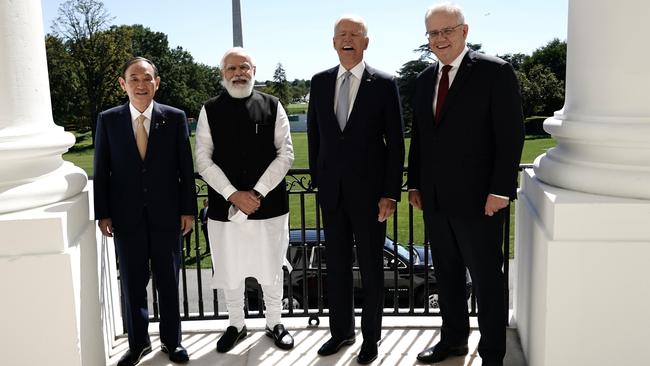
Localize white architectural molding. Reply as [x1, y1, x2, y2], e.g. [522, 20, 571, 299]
[0, 0, 87, 214]
[534, 1, 650, 200]
[517, 1, 650, 365]
[515, 170, 650, 366]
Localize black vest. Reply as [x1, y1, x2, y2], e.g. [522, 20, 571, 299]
[204, 91, 289, 221]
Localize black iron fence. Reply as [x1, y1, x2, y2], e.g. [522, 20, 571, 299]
[140, 165, 532, 327]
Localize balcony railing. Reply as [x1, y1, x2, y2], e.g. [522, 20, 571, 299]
[125, 165, 530, 330]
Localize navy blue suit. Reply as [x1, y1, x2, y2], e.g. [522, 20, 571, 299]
[407, 50, 524, 362]
[94, 102, 196, 351]
[308, 65, 404, 343]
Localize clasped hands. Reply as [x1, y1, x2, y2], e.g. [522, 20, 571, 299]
[228, 190, 262, 215]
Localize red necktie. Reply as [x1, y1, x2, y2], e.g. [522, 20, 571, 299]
[435, 65, 452, 124]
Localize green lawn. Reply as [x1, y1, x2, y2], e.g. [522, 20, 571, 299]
[65, 130, 555, 265]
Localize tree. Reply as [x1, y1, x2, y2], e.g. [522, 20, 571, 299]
[53, 0, 125, 145]
[46, 35, 83, 130]
[498, 53, 529, 71]
[396, 59, 430, 132]
[523, 38, 566, 82]
[270, 63, 290, 107]
[518, 65, 564, 117]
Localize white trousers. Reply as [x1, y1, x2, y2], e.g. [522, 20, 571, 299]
[223, 279, 284, 331]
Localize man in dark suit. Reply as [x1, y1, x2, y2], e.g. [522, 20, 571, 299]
[94, 57, 195, 366]
[407, 4, 524, 366]
[199, 199, 210, 254]
[307, 15, 404, 365]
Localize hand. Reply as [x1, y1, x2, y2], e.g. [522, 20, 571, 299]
[408, 190, 423, 210]
[180, 215, 194, 235]
[228, 190, 261, 215]
[484, 194, 509, 216]
[98, 218, 113, 237]
[377, 197, 396, 222]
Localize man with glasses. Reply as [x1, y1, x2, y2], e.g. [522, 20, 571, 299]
[307, 15, 404, 365]
[407, 3, 524, 366]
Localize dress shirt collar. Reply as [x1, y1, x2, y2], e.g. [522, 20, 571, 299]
[129, 102, 154, 122]
[337, 60, 366, 81]
[438, 46, 469, 74]
[129, 102, 154, 135]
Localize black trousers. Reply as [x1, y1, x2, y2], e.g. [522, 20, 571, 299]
[321, 193, 385, 343]
[114, 211, 183, 351]
[424, 210, 506, 362]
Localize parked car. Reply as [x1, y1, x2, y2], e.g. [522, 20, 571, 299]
[245, 229, 472, 311]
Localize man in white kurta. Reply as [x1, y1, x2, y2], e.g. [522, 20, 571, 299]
[195, 47, 295, 352]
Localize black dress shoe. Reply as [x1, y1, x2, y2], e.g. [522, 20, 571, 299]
[356, 341, 378, 364]
[317, 336, 356, 356]
[265, 324, 294, 350]
[161, 344, 190, 363]
[117, 345, 152, 366]
[481, 361, 503, 366]
[416, 342, 468, 363]
[216, 325, 247, 353]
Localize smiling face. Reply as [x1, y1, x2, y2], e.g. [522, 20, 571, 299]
[221, 50, 256, 98]
[119, 60, 160, 112]
[426, 10, 468, 65]
[333, 17, 369, 70]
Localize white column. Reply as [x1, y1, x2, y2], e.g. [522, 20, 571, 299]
[0, 1, 104, 365]
[533, 1, 650, 199]
[515, 1, 650, 365]
[0, 0, 87, 214]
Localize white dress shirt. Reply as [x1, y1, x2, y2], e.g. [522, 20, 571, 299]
[334, 61, 366, 118]
[432, 47, 469, 113]
[129, 102, 154, 136]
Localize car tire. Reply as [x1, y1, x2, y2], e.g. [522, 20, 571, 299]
[416, 288, 440, 310]
[281, 295, 303, 310]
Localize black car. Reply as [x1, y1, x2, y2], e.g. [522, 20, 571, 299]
[245, 229, 471, 311]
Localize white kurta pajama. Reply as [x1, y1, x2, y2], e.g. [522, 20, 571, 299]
[195, 100, 294, 328]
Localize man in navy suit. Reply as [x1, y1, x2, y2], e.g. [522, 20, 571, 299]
[94, 57, 195, 366]
[407, 4, 524, 366]
[307, 15, 404, 365]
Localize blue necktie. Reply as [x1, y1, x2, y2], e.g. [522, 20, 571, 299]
[336, 71, 351, 131]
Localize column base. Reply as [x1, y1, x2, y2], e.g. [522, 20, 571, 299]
[513, 169, 650, 366]
[0, 190, 104, 365]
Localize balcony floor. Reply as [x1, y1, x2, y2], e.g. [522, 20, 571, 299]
[107, 316, 526, 366]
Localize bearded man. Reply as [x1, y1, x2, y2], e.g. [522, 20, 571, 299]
[195, 47, 295, 352]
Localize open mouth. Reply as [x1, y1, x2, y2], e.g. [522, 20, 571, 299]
[436, 44, 451, 50]
[342, 45, 355, 51]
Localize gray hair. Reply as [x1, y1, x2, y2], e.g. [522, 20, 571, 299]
[425, 2, 465, 25]
[219, 47, 255, 71]
[334, 15, 368, 36]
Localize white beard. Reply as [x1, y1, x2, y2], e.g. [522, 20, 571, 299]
[222, 77, 254, 99]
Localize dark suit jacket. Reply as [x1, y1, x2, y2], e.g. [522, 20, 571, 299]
[94, 102, 196, 231]
[407, 50, 524, 217]
[307, 65, 404, 210]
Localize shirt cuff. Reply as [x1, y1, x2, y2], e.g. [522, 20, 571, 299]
[490, 193, 509, 200]
[221, 185, 238, 202]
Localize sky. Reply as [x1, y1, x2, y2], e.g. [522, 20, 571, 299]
[40, 0, 568, 81]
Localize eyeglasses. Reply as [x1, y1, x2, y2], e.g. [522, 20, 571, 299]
[425, 24, 464, 39]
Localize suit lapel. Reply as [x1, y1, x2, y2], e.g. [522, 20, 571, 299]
[438, 51, 476, 124]
[423, 64, 438, 125]
[147, 101, 164, 161]
[117, 103, 142, 160]
[322, 67, 339, 131]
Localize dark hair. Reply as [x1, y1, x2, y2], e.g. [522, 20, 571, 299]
[121, 56, 159, 77]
